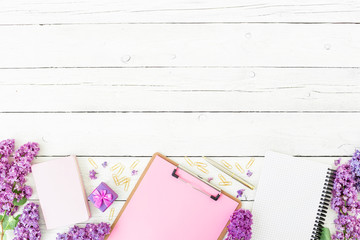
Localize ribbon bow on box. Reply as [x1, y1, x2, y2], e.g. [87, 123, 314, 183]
[92, 189, 113, 208]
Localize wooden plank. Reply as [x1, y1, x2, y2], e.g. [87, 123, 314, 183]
[1, 113, 359, 156]
[27, 156, 338, 201]
[0, 24, 359, 68]
[1, 68, 360, 112]
[0, 0, 359, 24]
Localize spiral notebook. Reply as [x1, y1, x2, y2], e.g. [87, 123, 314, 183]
[252, 152, 334, 240]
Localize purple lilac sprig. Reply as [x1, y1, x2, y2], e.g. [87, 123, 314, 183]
[0, 139, 39, 240]
[331, 155, 360, 240]
[236, 189, 245, 198]
[89, 170, 97, 180]
[334, 158, 341, 166]
[332, 215, 360, 240]
[331, 163, 359, 216]
[226, 209, 253, 240]
[56, 222, 111, 240]
[349, 149, 360, 192]
[13, 202, 41, 240]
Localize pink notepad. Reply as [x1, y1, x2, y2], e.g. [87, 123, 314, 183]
[32, 156, 90, 229]
[108, 153, 241, 240]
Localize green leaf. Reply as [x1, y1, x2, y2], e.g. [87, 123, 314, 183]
[320, 227, 331, 240]
[14, 214, 20, 221]
[12, 189, 21, 194]
[13, 197, 27, 206]
[2, 215, 19, 231]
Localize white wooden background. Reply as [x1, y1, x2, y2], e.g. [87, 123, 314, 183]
[1, 0, 360, 238]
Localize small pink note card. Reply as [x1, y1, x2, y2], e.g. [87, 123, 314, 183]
[32, 155, 90, 229]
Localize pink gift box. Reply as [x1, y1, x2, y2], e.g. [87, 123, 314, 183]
[88, 182, 118, 212]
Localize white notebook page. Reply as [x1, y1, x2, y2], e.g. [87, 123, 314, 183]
[252, 152, 331, 240]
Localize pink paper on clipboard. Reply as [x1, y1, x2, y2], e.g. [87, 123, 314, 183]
[107, 153, 241, 240]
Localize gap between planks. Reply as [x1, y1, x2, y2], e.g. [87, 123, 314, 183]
[2, 111, 360, 113]
[0, 22, 360, 26]
[0, 66, 360, 69]
[32, 155, 353, 158]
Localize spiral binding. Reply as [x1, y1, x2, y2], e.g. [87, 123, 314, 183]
[311, 168, 336, 240]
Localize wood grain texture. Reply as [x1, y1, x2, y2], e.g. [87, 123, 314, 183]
[0, 24, 359, 68]
[27, 156, 339, 201]
[1, 68, 360, 112]
[0, 0, 359, 24]
[1, 0, 358, 238]
[0, 113, 359, 156]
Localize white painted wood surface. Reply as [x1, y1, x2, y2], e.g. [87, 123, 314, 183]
[0, 0, 359, 239]
[0, 0, 360, 24]
[0, 24, 359, 68]
[1, 68, 360, 112]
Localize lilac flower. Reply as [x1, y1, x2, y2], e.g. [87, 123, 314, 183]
[56, 222, 111, 240]
[334, 158, 341, 166]
[236, 189, 245, 198]
[89, 170, 97, 180]
[131, 170, 138, 176]
[0, 139, 15, 182]
[331, 163, 359, 215]
[102, 161, 108, 168]
[207, 177, 214, 182]
[349, 150, 360, 191]
[331, 157, 360, 240]
[226, 209, 253, 240]
[246, 170, 253, 177]
[14, 202, 41, 240]
[8, 141, 40, 185]
[0, 140, 40, 216]
[332, 215, 360, 240]
[0, 139, 15, 158]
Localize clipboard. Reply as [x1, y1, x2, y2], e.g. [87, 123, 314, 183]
[107, 153, 242, 240]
